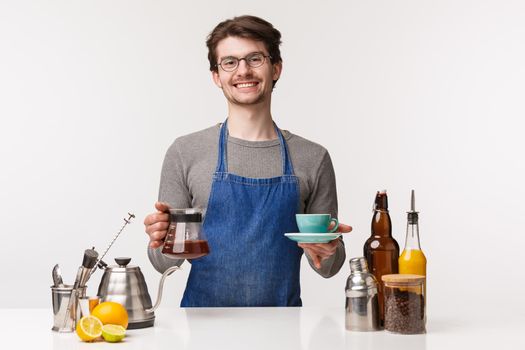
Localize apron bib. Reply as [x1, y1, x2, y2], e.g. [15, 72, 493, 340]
[181, 120, 303, 307]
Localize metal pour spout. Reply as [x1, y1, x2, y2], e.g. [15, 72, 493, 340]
[407, 189, 419, 224]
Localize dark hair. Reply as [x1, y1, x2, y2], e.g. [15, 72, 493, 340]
[206, 15, 282, 86]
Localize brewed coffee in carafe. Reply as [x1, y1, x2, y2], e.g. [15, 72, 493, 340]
[162, 208, 209, 259]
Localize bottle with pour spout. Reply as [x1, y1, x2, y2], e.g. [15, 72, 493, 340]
[399, 190, 427, 284]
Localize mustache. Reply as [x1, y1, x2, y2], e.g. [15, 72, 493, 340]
[232, 75, 259, 84]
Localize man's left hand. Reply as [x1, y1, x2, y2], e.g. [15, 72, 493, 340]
[298, 223, 352, 269]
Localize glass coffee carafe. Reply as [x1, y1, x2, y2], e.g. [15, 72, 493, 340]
[162, 208, 210, 259]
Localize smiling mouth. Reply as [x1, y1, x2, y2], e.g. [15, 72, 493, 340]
[234, 82, 259, 88]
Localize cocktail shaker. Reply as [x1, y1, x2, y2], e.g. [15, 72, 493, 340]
[345, 257, 381, 331]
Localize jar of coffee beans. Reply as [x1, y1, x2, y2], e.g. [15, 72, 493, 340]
[382, 274, 426, 334]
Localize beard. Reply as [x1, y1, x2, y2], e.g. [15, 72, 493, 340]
[224, 90, 267, 106]
[221, 83, 270, 106]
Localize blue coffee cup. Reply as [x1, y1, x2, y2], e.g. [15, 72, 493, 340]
[296, 214, 339, 233]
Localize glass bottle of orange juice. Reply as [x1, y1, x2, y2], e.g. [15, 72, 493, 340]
[399, 190, 427, 281]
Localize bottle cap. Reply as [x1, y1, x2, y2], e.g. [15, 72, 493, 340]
[349, 257, 369, 273]
[375, 190, 388, 210]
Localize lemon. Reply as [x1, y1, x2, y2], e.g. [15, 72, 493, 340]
[101, 324, 126, 343]
[76, 315, 103, 342]
[91, 301, 129, 329]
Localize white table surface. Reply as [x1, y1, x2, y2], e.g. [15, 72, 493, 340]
[1, 307, 522, 349]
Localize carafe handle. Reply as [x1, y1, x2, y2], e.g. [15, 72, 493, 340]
[146, 265, 180, 313]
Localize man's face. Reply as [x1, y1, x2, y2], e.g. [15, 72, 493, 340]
[212, 36, 282, 107]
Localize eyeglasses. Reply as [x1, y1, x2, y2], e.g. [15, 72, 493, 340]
[216, 52, 272, 72]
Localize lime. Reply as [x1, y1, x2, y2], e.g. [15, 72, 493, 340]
[76, 316, 103, 342]
[101, 324, 126, 343]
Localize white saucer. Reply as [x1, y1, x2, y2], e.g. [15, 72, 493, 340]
[284, 233, 341, 243]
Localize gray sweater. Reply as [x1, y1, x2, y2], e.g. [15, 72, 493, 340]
[148, 124, 345, 278]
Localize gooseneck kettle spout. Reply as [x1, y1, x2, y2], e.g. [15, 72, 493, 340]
[146, 265, 181, 313]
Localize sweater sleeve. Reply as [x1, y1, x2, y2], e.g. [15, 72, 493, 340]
[304, 150, 346, 277]
[147, 141, 192, 273]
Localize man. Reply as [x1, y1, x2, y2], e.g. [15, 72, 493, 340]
[144, 15, 351, 307]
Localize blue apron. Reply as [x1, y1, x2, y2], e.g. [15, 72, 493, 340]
[181, 120, 303, 307]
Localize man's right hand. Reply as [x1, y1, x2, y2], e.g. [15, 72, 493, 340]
[144, 202, 171, 249]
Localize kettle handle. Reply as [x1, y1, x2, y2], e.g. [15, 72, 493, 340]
[146, 265, 181, 313]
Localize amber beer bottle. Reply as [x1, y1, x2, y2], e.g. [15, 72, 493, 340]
[363, 190, 400, 325]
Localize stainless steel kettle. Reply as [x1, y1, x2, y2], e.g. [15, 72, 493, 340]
[97, 257, 179, 329]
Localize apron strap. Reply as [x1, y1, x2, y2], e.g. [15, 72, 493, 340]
[276, 125, 294, 176]
[215, 119, 294, 176]
[216, 120, 229, 173]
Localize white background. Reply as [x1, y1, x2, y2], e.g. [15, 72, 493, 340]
[1, 0, 524, 319]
